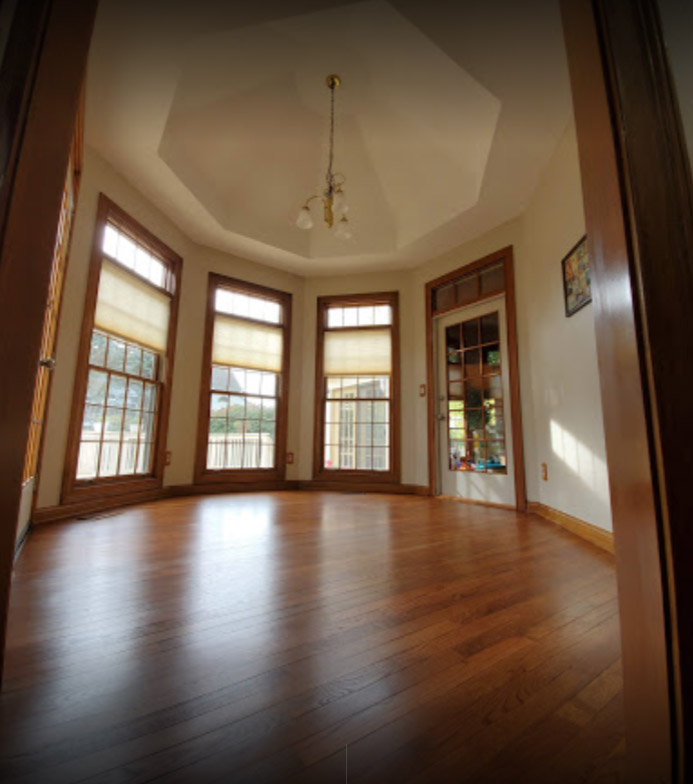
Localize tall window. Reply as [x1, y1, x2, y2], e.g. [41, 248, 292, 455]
[63, 195, 180, 501]
[315, 293, 399, 482]
[196, 274, 291, 483]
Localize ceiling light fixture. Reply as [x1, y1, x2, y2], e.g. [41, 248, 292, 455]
[296, 74, 351, 239]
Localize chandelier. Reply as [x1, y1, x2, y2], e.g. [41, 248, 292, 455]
[295, 74, 351, 239]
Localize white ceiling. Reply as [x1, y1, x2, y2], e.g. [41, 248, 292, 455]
[86, 0, 573, 275]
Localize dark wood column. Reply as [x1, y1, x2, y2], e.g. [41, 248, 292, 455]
[562, 0, 693, 781]
[0, 0, 98, 683]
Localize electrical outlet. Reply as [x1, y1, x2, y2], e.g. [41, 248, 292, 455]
[419, 384, 426, 397]
[541, 462, 548, 481]
[286, 452, 294, 464]
[165, 450, 172, 466]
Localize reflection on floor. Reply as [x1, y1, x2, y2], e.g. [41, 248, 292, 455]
[0, 492, 624, 783]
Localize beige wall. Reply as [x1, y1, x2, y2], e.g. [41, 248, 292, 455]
[37, 127, 612, 531]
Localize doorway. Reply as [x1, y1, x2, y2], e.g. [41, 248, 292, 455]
[434, 295, 516, 506]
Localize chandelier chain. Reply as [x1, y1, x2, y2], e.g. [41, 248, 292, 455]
[326, 83, 335, 193]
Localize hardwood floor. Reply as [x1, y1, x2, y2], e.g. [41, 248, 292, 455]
[0, 492, 624, 783]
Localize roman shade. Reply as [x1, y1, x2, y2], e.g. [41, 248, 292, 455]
[94, 259, 170, 351]
[323, 328, 392, 375]
[212, 315, 283, 372]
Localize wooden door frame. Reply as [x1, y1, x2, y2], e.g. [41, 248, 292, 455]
[562, 0, 693, 780]
[0, 0, 98, 684]
[424, 247, 526, 511]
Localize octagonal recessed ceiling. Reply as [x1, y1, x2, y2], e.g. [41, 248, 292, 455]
[86, 0, 572, 274]
[158, 1, 500, 259]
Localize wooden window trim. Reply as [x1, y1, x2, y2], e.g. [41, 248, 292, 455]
[61, 193, 182, 505]
[425, 247, 526, 509]
[313, 291, 401, 484]
[194, 273, 292, 485]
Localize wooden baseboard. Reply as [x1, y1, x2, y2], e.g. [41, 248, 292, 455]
[298, 480, 429, 495]
[33, 488, 171, 525]
[168, 480, 299, 497]
[436, 495, 516, 511]
[527, 501, 614, 553]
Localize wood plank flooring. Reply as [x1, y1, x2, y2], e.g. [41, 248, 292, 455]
[0, 492, 624, 782]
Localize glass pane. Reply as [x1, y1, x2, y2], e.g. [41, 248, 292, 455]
[373, 376, 389, 399]
[134, 247, 150, 279]
[89, 332, 107, 367]
[262, 398, 277, 421]
[228, 394, 245, 418]
[356, 423, 372, 446]
[125, 346, 142, 376]
[206, 436, 224, 469]
[466, 440, 484, 471]
[231, 292, 250, 319]
[485, 408, 505, 441]
[448, 381, 463, 400]
[356, 447, 372, 470]
[137, 441, 153, 474]
[462, 319, 479, 348]
[106, 339, 126, 371]
[225, 439, 243, 469]
[484, 376, 503, 405]
[357, 377, 374, 398]
[210, 393, 228, 417]
[141, 352, 156, 380]
[116, 234, 135, 268]
[435, 283, 455, 311]
[373, 401, 389, 423]
[149, 258, 165, 288]
[449, 441, 465, 471]
[119, 440, 137, 475]
[466, 407, 484, 436]
[126, 380, 143, 410]
[326, 378, 341, 399]
[260, 373, 277, 397]
[341, 378, 358, 398]
[373, 423, 389, 447]
[245, 370, 262, 395]
[464, 349, 481, 378]
[373, 447, 389, 470]
[455, 275, 478, 305]
[480, 263, 505, 295]
[373, 305, 391, 325]
[107, 376, 127, 407]
[260, 418, 276, 440]
[99, 442, 119, 477]
[103, 407, 123, 440]
[243, 440, 260, 469]
[86, 370, 108, 406]
[211, 365, 229, 392]
[343, 307, 358, 327]
[480, 312, 500, 344]
[123, 409, 140, 439]
[140, 412, 155, 441]
[358, 306, 374, 326]
[482, 344, 501, 372]
[103, 224, 118, 257]
[446, 325, 461, 358]
[448, 405, 465, 431]
[229, 367, 245, 393]
[215, 289, 233, 315]
[76, 442, 99, 479]
[143, 383, 157, 411]
[324, 443, 339, 470]
[81, 404, 104, 440]
[356, 400, 373, 422]
[246, 397, 262, 420]
[209, 412, 229, 436]
[449, 428, 465, 442]
[260, 444, 275, 469]
[486, 441, 507, 473]
[327, 307, 343, 328]
[448, 364, 463, 384]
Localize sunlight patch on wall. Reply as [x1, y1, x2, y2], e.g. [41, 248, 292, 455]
[550, 419, 609, 503]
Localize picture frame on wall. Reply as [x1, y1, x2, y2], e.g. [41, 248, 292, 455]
[561, 235, 591, 317]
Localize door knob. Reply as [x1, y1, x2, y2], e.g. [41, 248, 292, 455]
[437, 413, 446, 421]
[39, 357, 56, 370]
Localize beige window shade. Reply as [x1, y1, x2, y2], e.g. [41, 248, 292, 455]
[324, 328, 391, 375]
[213, 315, 283, 372]
[94, 259, 170, 351]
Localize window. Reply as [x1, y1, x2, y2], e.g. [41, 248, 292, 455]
[315, 294, 399, 482]
[446, 312, 507, 473]
[63, 195, 180, 501]
[196, 275, 291, 483]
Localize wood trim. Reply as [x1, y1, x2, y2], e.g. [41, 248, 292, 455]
[298, 480, 427, 495]
[312, 291, 400, 484]
[60, 193, 183, 506]
[424, 247, 526, 511]
[527, 502, 614, 553]
[169, 480, 299, 497]
[193, 272, 292, 485]
[33, 488, 170, 525]
[0, 0, 98, 683]
[562, 0, 678, 779]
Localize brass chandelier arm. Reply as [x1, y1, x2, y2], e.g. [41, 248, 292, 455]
[301, 194, 323, 209]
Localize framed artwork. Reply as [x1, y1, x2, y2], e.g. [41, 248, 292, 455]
[561, 235, 591, 316]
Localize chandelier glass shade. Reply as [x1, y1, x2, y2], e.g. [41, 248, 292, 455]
[296, 74, 351, 239]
